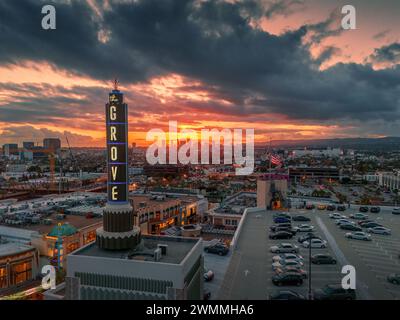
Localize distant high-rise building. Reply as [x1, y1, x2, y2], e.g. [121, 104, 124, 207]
[2, 144, 18, 157]
[132, 142, 137, 148]
[43, 138, 61, 152]
[23, 141, 35, 150]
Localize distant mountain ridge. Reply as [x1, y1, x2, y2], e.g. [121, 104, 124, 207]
[256, 137, 400, 150]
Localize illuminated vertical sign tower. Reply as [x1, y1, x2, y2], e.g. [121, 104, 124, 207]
[96, 81, 141, 250]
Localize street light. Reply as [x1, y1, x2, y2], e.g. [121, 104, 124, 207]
[307, 232, 313, 300]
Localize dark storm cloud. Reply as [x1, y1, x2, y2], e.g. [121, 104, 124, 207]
[370, 42, 400, 64]
[0, 0, 399, 124]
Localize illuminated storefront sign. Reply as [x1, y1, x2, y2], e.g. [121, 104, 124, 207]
[106, 90, 129, 203]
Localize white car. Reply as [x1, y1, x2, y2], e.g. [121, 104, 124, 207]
[296, 224, 314, 232]
[367, 226, 391, 235]
[270, 243, 300, 253]
[272, 253, 304, 263]
[302, 239, 327, 248]
[329, 213, 346, 219]
[350, 213, 368, 220]
[335, 219, 355, 226]
[345, 231, 372, 241]
[272, 259, 304, 270]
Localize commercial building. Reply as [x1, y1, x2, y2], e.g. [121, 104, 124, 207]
[378, 172, 400, 191]
[43, 138, 61, 152]
[290, 147, 342, 158]
[2, 144, 19, 158]
[257, 173, 288, 210]
[289, 166, 340, 181]
[0, 240, 40, 292]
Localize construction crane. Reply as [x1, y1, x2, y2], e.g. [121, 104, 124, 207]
[65, 133, 79, 176]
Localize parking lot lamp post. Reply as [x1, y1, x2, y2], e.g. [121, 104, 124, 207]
[308, 233, 312, 300]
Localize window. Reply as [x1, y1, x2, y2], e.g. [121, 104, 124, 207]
[0, 266, 7, 289]
[11, 261, 32, 286]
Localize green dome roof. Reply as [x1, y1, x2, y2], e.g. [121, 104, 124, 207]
[48, 223, 78, 237]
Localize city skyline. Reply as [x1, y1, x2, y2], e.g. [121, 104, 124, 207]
[0, 0, 399, 147]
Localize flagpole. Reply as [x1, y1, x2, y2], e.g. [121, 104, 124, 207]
[269, 138, 272, 174]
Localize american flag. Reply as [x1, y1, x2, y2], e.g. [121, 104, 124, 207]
[270, 154, 282, 166]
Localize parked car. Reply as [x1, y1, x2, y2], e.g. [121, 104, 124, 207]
[370, 206, 380, 213]
[317, 204, 327, 210]
[359, 206, 369, 213]
[311, 254, 337, 265]
[337, 205, 346, 211]
[327, 205, 336, 211]
[358, 219, 375, 226]
[367, 226, 391, 235]
[272, 259, 304, 270]
[350, 213, 368, 220]
[270, 243, 299, 253]
[302, 239, 327, 248]
[335, 219, 355, 226]
[274, 267, 308, 279]
[273, 212, 291, 219]
[274, 217, 291, 224]
[340, 224, 362, 231]
[313, 284, 356, 300]
[272, 253, 304, 263]
[204, 269, 214, 282]
[292, 215, 310, 222]
[306, 204, 315, 210]
[203, 290, 211, 300]
[387, 273, 400, 285]
[298, 233, 321, 243]
[270, 223, 292, 231]
[329, 213, 346, 219]
[269, 231, 294, 240]
[272, 273, 303, 286]
[271, 226, 297, 235]
[360, 222, 382, 229]
[345, 231, 371, 241]
[392, 208, 400, 215]
[204, 244, 229, 256]
[296, 224, 314, 232]
[269, 290, 306, 300]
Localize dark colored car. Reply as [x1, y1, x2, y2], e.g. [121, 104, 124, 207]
[274, 217, 291, 224]
[340, 224, 362, 231]
[387, 273, 400, 285]
[306, 204, 315, 210]
[269, 290, 306, 300]
[204, 244, 229, 256]
[311, 254, 337, 265]
[203, 290, 211, 300]
[269, 231, 294, 240]
[270, 223, 292, 231]
[298, 233, 320, 243]
[358, 219, 374, 226]
[313, 284, 356, 300]
[370, 206, 380, 213]
[360, 222, 382, 229]
[292, 215, 311, 222]
[327, 205, 336, 211]
[337, 205, 346, 211]
[272, 273, 303, 286]
[359, 206, 369, 213]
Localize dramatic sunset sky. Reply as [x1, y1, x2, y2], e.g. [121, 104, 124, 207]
[0, 0, 399, 147]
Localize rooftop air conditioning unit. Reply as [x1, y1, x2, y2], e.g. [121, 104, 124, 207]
[154, 248, 162, 261]
[157, 244, 168, 255]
